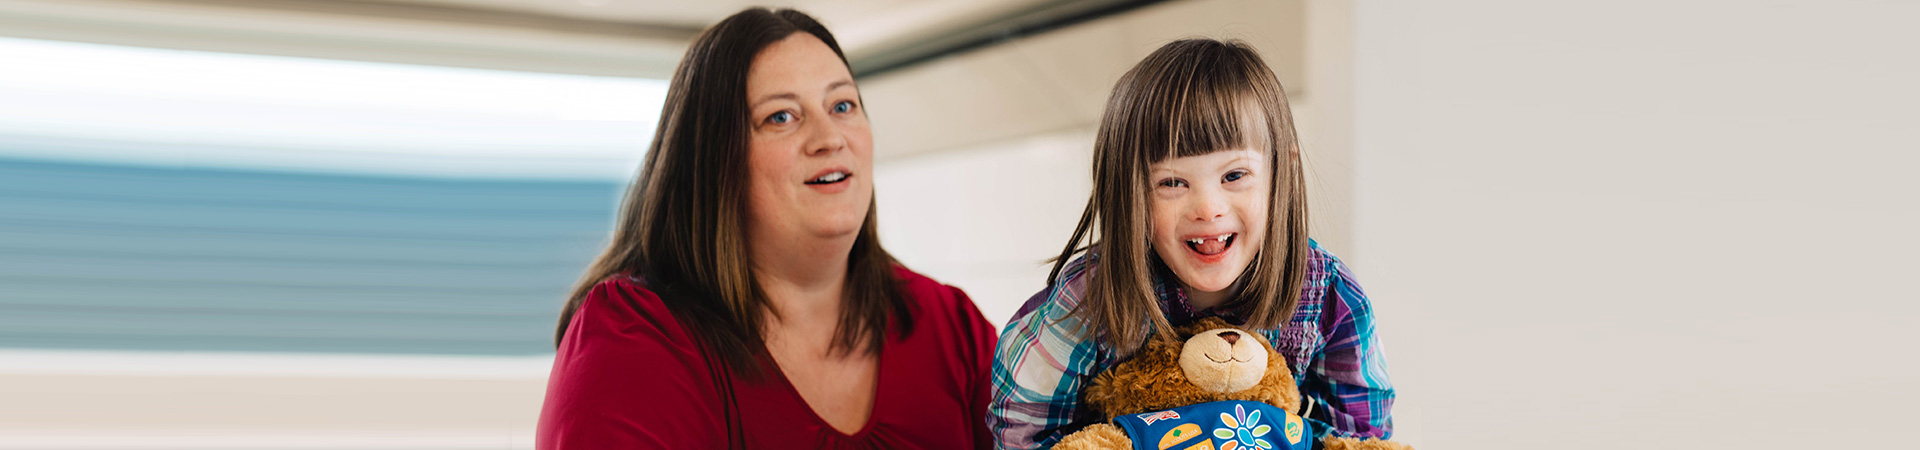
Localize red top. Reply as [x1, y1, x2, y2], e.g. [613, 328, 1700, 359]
[537, 266, 997, 450]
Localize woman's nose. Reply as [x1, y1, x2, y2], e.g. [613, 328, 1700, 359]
[804, 112, 846, 156]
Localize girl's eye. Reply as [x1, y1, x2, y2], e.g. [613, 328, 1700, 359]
[1223, 170, 1248, 183]
[767, 111, 795, 124]
[1157, 178, 1187, 188]
[832, 101, 854, 114]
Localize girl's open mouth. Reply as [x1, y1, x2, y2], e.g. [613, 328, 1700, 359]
[1184, 233, 1235, 256]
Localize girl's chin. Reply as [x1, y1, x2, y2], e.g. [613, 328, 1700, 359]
[1183, 281, 1235, 294]
[1170, 269, 1236, 293]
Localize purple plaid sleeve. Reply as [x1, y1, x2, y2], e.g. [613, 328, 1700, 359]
[1299, 253, 1397, 439]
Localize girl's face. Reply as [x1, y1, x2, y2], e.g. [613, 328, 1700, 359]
[1148, 148, 1270, 296]
[744, 33, 873, 243]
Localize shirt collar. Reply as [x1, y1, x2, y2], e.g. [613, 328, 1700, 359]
[1150, 261, 1250, 327]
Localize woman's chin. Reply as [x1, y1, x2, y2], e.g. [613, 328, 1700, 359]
[805, 214, 868, 239]
[786, 199, 868, 237]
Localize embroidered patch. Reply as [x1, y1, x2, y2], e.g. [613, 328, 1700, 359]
[1180, 440, 1216, 450]
[1159, 423, 1202, 450]
[1284, 413, 1303, 445]
[1210, 404, 1274, 450]
[1138, 410, 1181, 425]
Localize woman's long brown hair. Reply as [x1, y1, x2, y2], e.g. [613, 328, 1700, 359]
[1049, 39, 1310, 355]
[554, 8, 910, 378]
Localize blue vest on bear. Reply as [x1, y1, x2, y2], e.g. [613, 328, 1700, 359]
[1110, 400, 1310, 450]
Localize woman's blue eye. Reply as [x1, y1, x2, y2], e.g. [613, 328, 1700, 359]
[768, 111, 794, 124]
[833, 101, 854, 114]
[1224, 170, 1247, 183]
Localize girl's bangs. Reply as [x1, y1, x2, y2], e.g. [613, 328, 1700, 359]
[1151, 79, 1271, 164]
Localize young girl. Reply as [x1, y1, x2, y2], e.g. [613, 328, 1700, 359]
[988, 39, 1395, 449]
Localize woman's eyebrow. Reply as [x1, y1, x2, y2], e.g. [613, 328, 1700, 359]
[751, 80, 855, 108]
[750, 92, 798, 109]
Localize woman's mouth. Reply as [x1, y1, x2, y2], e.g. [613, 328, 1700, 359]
[804, 170, 851, 185]
[1184, 233, 1236, 256]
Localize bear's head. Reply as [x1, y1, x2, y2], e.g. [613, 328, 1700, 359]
[1082, 317, 1301, 421]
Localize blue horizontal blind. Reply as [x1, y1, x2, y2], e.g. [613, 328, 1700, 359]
[0, 157, 622, 355]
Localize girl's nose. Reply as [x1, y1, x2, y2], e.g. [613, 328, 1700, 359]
[1191, 188, 1228, 221]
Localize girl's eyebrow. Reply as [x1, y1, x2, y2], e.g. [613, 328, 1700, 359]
[1213, 152, 1257, 171]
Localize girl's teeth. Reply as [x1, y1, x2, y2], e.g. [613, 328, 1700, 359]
[1188, 233, 1233, 256]
[1187, 234, 1232, 244]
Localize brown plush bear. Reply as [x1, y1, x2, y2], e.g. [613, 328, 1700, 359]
[1054, 318, 1409, 450]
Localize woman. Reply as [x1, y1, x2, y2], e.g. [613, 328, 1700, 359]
[537, 8, 997, 450]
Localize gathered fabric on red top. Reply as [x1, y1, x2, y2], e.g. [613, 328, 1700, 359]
[537, 266, 997, 450]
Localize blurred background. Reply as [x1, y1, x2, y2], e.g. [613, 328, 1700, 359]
[0, 0, 1915, 449]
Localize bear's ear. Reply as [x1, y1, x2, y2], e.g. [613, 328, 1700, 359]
[1175, 317, 1235, 338]
[1243, 338, 1301, 413]
[1082, 332, 1189, 419]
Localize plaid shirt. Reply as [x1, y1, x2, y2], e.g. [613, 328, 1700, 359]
[988, 240, 1395, 449]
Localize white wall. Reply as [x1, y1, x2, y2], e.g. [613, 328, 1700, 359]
[1349, 0, 1920, 447]
[875, 129, 1096, 328]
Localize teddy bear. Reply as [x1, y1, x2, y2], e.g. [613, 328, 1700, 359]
[1053, 317, 1409, 450]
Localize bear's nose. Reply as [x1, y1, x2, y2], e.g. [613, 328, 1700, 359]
[1218, 331, 1240, 345]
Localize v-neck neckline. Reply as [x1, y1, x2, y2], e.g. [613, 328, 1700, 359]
[760, 339, 884, 439]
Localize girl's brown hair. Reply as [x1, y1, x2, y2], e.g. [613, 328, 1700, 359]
[1050, 38, 1309, 354]
[554, 8, 910, 378]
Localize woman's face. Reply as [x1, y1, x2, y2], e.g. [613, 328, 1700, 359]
[744, 33, 873, 245]
[1148, 148, 1270, 295]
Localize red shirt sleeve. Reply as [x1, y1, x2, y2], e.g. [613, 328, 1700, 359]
[950, 286, 998, 450]
[536, 277, 728, 450]
[888, 267, 999, 450]
[900, 269, 999, 450]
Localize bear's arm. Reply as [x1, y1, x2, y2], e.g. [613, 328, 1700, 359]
[1052, 424, 1131, 450]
